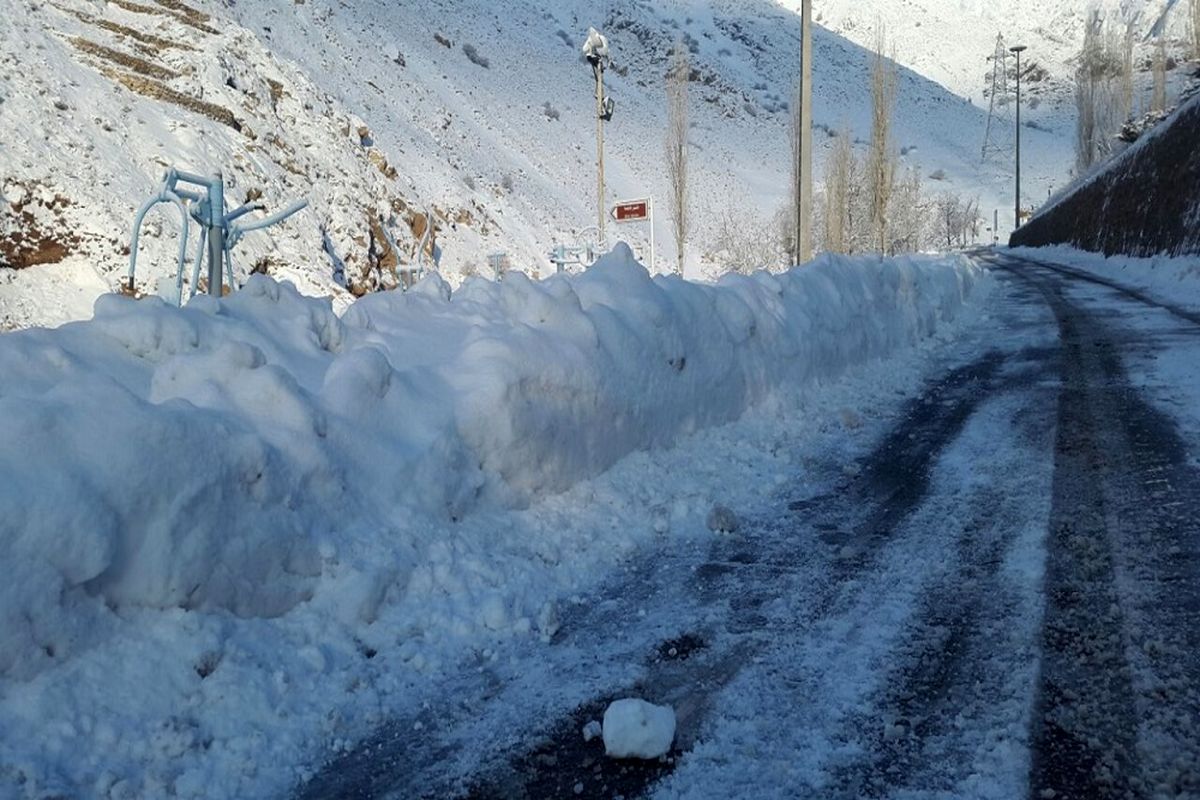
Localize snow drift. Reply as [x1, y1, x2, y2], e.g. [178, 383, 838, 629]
[0, 245, 984, 679]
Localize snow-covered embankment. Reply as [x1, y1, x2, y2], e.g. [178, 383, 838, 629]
[0, 244, 985, 678]
[0, 245, 987, 796]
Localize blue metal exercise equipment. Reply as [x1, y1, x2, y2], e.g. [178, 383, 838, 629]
[128, 168, 307, 304]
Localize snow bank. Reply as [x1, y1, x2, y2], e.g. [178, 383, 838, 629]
[0, 245, 982, 679]
[1008, 246, 1200, 309]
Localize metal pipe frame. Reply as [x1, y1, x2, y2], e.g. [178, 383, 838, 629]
[127, 167, 307, 305]
[128, 187, 190, 303]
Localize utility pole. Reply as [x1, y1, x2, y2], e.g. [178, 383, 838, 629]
[794, 0, 814, 265]
[1010, 44, 1027, 230]
[595, 62, 606, 243]
[584, 28, 613, 246]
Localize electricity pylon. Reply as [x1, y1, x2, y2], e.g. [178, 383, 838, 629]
[981, 33, 1015, 163]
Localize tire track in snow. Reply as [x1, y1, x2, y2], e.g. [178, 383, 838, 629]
[456, 348, 1012, 799]
[1003, 256, 1200, 800]
[786, 350, 1007, 589]
[997, 252, 1200, 327]
[818, 295, 1061, 798]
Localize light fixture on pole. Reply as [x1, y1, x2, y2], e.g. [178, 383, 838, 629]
[1010, 44, 1027, 231]
[583, 27, 613, 246]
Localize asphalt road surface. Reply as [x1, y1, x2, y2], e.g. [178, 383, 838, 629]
[297, 251, 1200, 800]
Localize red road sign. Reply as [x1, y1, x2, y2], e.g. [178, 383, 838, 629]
[611, 199, 650, 223]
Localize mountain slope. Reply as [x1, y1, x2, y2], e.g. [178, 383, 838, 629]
[3, 0, 1191, 329]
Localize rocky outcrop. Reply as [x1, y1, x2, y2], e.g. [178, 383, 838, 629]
[1, 182, 81, 269]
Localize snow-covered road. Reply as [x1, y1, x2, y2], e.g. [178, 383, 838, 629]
[296, 252, 1200, 800]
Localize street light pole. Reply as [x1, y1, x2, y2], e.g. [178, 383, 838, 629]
[583, 28, 613, 246]
[594, 59, 606, 243]
[794, 0, 813, 266]
[1010, 44, 1027, 231]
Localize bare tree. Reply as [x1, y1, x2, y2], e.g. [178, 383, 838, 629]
[665, 42, 689, 276]
[845, 149, 869, 255]
[1075, 45, 1098, 170]
[1120, 23, 1134, 122]
[1075, 87, 1096, 173]
[932, 192, 980, 250]
[822, 129, 854, 254]
[1074, 11, 1125, 173]
[1151, 35, 1168, 114]
[889, 166, 928, 254]
[867, 28, 899, 253]
[959, 197, 980, 247]
[1192, 0, 1200, 60]
[1075, 12, 1102, 172]
[935, 194, 962, 250]
[706, 208, 788, 276]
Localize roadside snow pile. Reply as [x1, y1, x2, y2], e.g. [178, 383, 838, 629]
[603, 698, 677, 759]
[0, 244, 987, 797]
[0, 244, 983, 679]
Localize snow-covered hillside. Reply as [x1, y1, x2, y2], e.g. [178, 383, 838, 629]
[0, 0, 446, 329]
[806, 0, 1193, 103]
[2, 0, 1194, 330]
[799, 0, 1198, 220]
[0, 0, 1019, 328]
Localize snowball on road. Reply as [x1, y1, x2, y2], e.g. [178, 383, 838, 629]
[705, 505, 740, 534]
[603, 699, 677, 759]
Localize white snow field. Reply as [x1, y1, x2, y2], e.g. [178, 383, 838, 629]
[0, 246, 989, 798]
[19, 0, 1190, 328]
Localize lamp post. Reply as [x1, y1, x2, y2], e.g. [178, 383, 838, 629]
[794, 0, 813, 266]
[1010, 44, 1027, 231]
[583, 28, 613, 245]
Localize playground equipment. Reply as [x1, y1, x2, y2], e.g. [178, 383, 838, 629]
[548, 227, 605, 274]
[374, 216, 421, 290]
[379, 206, 435, 290]
[128, 168, 307, 305]
[487, 251, 511, 280]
